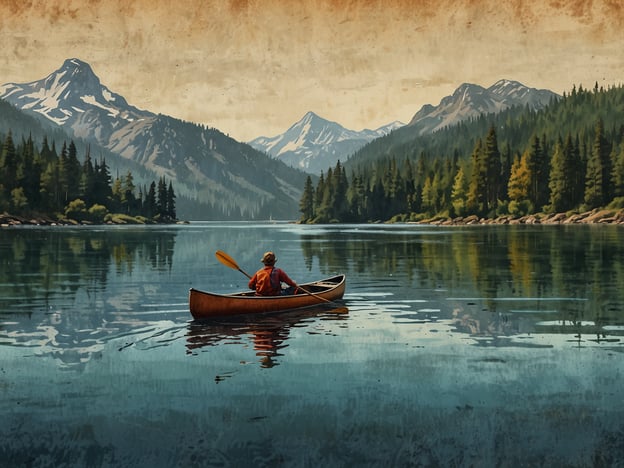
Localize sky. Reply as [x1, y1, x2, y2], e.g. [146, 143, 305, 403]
[1, 0, 623, 142]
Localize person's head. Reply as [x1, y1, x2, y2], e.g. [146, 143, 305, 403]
[261, 251, 276, 266]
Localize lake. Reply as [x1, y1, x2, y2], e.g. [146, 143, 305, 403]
[1, 222, 623, 467]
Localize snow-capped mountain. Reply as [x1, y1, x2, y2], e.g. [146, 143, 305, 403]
[0, 58, 308, 220]
[407, 80, 558, 135]
[249, 112, 405, 174]
[0, 58, 152, 132]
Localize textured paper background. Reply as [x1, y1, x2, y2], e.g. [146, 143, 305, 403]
[1, 0, 623, 141]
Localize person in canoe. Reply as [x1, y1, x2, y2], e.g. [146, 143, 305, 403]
[248, 251, 298, 296]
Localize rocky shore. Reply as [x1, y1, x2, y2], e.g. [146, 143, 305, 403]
[0, 213, 187, 227]
[413, 208, 624, 226]
[3, 209, 624, 227]
[1, 213, 62, 227]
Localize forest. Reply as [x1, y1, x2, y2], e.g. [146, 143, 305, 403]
[0, 131, 177, 224]
[299, 83, 624, 223]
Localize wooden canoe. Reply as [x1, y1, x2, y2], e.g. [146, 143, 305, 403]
[189, 274, 346, 319]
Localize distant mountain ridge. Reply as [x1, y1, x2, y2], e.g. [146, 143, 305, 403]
[407, 80, 558, 135]
[0, 58, 309, 220]
[249, 112, 404, 174]
[250, 80, 557, 175]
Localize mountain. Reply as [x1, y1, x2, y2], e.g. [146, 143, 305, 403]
[0, 58, 309, 220]
[249, 111, 405, 174]
[407, 80, 558, 135]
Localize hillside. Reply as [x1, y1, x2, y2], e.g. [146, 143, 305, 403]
[301, 83, 624, 223]
[0, 59, 310, 220]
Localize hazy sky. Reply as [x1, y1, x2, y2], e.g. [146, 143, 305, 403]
[1, 0, 623, 141]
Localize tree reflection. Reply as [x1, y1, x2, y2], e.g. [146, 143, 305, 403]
[300, 225, 624, 343]
[0, 227, 178, 369]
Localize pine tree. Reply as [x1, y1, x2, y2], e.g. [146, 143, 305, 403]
[299, 175, 315, 222]
[122, 171, 137, 215]
[525, 135, 548, 210]
[466, 138, 485, 214]
[507, 152, 532, 215]
[157, 177, 168, 218]
[66, 141, 82, 203]
[1, 131, 18, 196]
[20, 134, 42, 209]
[484, 125, 502, 211]
[93, 159, 112, 207]
[451, 166, 469, 216]
[145, 182, 157, 218]
[80, 146, 96, 206]
[584, 118, 611, 208]
[612, 143, 624, 199]
[166, 181, 176, 219]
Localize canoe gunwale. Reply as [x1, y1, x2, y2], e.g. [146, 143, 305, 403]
[189, 274, 346, 319]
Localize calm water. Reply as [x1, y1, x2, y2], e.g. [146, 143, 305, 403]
[1, 222, 623, 467]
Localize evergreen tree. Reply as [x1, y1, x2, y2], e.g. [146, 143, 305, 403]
[584, 118, 611, 208]
[466, 138, 486, 214]
[316, 167, 334, 222]
[313, 172, 325, 221]
[484, 125, 502, 210]
[145, 181, 157, 218]
[80, 146, 96, 206]
[1, 131, 18, 196]
[525, 136, 548, 210]
[548, 137, 575, 212]
[299, 175, 315, 222]
[451, 165, 469, 216]
[65, 141, 82, 202]
[421, 175, 435, 214]
[20, 134, 42, 209]
[122, 171, 137, 215]
[612, 143, 624, 199]
[157, 177, 168, 218]
[93, 159, 112, 206]
[331, 161, 349, 221]
[166, 181, 176, 219]
[507, 152, 532, 215]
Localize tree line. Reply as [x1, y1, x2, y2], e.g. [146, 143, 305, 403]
[300, 83, 624, 223]
[0, 131, 177, 223]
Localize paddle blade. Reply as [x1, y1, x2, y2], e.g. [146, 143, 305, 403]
[215, 250, 239, 270]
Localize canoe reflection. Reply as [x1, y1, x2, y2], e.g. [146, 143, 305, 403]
[186, 306, 348, 368]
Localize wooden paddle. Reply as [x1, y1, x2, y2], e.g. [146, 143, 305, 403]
[215, 250, 332, 304]
[215, 250, 252, 279]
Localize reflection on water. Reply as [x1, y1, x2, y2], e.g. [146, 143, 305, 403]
[301, 224, 624, 348]
[186, 306, 349, 368]
[0, 226, 175, 312]
[0, 226, 179, 370]
[1, 223, 623, 466]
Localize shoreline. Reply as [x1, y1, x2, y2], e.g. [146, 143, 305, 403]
[0, 213, 187, 227]
[3, 209, 624, 227]
[410, 208, 624, 226]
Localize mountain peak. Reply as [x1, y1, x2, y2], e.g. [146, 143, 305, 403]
[61, 58, 94, 72]
[0, 58, 151, 129]
[249, 112, 404, 174]
[48, 57, 102, 92]
[408, 80, 559, 133]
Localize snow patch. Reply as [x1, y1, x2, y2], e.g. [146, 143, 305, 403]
[81, 95, 120, 117]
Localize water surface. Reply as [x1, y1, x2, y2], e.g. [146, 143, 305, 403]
[1, 223, 623, 467]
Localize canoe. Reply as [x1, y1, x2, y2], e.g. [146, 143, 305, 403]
[189, 274, 346, 319]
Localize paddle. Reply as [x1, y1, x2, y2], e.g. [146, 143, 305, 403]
[215, 250, 333, 304]
[215, 250, 252, 279]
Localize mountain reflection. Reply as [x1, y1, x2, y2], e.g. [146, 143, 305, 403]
[186, 306, 349, 368]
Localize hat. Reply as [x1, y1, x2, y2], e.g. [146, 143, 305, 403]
[261, 251, 276, 265]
